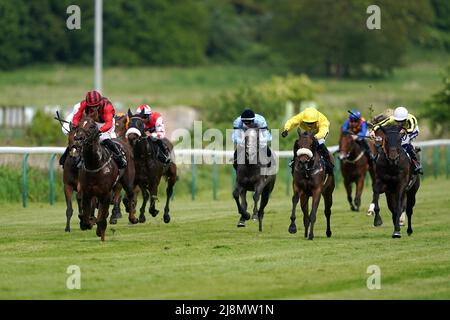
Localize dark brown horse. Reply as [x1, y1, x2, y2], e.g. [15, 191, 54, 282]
[125, 110, 177, 224]
[74, 116, 138, 241]
[338, 131, 376, 211]
[62, 123, 82, 232]
[370, 124, 420, 238]
[232, 128, 276, 232]
[288, 131, 335, 240]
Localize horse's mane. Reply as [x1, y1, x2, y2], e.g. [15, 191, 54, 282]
[382, 123, 401, 133]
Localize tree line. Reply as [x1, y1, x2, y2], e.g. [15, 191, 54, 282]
[0, 0, 448, 77]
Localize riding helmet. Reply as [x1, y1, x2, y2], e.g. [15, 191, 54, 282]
[302, 107, 319, 123]
[349, 109, 361, 121]
[85, 90, 103, 106]
[241, 109, 255, 121]
[136, 104, 152, 116]
[393, 106, 408, 121]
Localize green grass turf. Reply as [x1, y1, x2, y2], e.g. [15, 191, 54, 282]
[0, 176, 449, 299]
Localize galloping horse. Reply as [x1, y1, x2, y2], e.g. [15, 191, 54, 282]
[370, 124, 420, 238]
[125, 109, 177, 224]
[338, 131, 376, 211]
[74, 116, 138, 241]
[233, 128, 276, 232]
[288, 131, 335, 240]
[62, 122, 82, 232]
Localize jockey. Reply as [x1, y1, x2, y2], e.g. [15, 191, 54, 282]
[370, 106, 422, 174]
[70, 90, 127, 169]
[281, 107, 334, 174]
[136, 104, 171, 164]
[232, 109, 272, 170]
[341, 109, 374, 163]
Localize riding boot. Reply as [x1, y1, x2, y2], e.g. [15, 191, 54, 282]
[59, 146, 69, 167]
[155, 138, 171, 164]
[317, 143, 334, 174]
[404, 144, 423, 175]
[233, 149, 238, 171]
[102, 139, 127, 169]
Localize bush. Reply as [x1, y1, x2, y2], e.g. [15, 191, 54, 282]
[208, 74, 321, 124]
[422, 66, 450, 136]
[26, 110, 66, 146]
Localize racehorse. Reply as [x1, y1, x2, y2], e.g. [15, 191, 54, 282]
[125, 109, 177, 224]
[370, 124, 420, 238]
[232, 128, 276, 232]
[288, 130, 335, 240]
[62, 122, 82, 232]
[338, 131, 376, 211]
[74, 116, 138, 241]
[114, 113, 128, 140]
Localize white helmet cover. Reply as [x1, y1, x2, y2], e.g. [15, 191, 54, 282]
[393, 106, 408, 121]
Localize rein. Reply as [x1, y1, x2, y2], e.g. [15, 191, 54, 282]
[343, 151, 364, 164]
[82, 155, 112, 173]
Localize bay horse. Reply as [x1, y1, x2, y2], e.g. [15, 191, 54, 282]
[288, 131, 335, 240]
[232, 128, 276, 232]
[125, 109, 177, 224]
[74, 116, 138, 241]
[338, 131, 376, 212]
[370, 124, 420, 238]
[114, 113, 128, 140]
[62, 122, 82, 232]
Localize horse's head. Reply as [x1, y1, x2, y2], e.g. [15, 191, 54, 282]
[243, 128, 260, 164]
[74, 117, 100, 150]
[125, 109, 145, 148]
[295, 131, 318, 169]
[67, 122, 81, 158]
[380, 124, 403, 165]
[86, 105, 101, 122]
[338, 130, 356, 160]
[114, 114, 128, 140]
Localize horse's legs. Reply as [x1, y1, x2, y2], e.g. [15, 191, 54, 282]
[109, 185, 122, 225]
[406, 183, 418, 236]
[252, 187, 262, 221]
[121, 181, 138, 225]
[258, 188, 271, 233]
[64, 184, 73, 232]
[344, 179, 355, 211]
[354, 175, 365, 211]
[76, 190, 82, 219]
[372, 181, 383, 227]
[163, 175, 176, 224]
[96, 196, 110, 241]
[308, 189, 321, 240]
[149, 183, 160, 217]
[288, 191, 300, 234]
[233, 184, 249, 227]
[323, 184, 334, 238]
[139, 186, 149, 223]
[386, 192, 401, 238]
[80, 194, 94, 230]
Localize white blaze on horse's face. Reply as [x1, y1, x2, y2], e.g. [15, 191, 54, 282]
[83, 120, 88, 127]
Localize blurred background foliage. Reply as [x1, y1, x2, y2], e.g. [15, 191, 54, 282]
[0, 0, 449, 147]
[0, 0, 448, 75]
